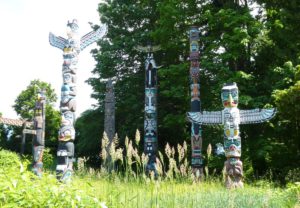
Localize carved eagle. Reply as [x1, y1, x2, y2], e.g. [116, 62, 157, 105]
[49, 26, 107, 51]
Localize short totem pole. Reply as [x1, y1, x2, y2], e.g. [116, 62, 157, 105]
[189, 26, 204, 178]
[49, 19, 106, 181]
[32, 89, 46, 177]
[187, 83, 276, 188]
[136, 45, 160, 172]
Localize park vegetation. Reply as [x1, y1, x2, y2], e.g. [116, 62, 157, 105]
[0, 0, 300, 206]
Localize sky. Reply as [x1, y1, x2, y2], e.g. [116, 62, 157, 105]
[0, 0, 103, 119]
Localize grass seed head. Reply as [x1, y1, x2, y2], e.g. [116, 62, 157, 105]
[165, 143, 172, 159]
[135, 129, 141, 146]
[102, 132, 110, 148]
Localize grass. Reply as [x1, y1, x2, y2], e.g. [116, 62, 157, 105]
[72, 173, 300, 208]
[1, 134, 299, 208]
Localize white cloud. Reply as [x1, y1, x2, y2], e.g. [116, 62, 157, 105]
[0, 0, 103, 119]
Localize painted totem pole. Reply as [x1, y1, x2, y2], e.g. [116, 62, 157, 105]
[32, 89, 46, 177]
[49, 19, 106, 181]
[187, 83, 276, 188]
[136, 45, 160, 172]
[189, 26, 203, 178]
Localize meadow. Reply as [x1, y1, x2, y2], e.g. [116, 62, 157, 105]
[0, 148, 299, 208]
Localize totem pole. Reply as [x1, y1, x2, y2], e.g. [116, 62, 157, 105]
[187, 83, 276, 188]
[104, 79, 115, 169]
[32, 89, 46, 177]
[189, 26, 203, 178]
[136, 44, 160, 173]
[104, 79, 115, 142]
[49, 19, 106, 181]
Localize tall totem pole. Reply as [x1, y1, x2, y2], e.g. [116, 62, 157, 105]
[104, 79, 115, 143]
[49, 19, 106, 181]
[104, 79, 116, 169]
[32, 89, 46, 177]
[136, 44, 160, 172]
[187, 83, 276, 188]
[189, 26, 203, 178]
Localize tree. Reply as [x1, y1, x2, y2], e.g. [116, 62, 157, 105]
[89, 0, 161, 143]
[11, 79, 60, 154]
[75, 109, 104, 167]
[85, 0, 300, 182]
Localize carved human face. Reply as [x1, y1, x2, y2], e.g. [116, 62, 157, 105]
[221, 83, 238, 107]
[63, 73, 72, 84]
[61, 85, 71, 103]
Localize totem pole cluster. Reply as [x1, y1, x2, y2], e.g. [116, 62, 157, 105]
[187, 83, 276, 188]
[189, 26, 203, 177]
[136, 45, 160, 172]
[49, 19, 106, 181]
[32, 90, 46, 177]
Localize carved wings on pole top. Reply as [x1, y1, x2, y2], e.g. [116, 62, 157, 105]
[134, 45, 161, 53]
[49, 25, 107, 51]
[80, 26, 107, 51]
[239, 108, 276, 124]
[49, 33, 68, 50]
[0, 117, 33, 128]
[187, 111, 222, 125]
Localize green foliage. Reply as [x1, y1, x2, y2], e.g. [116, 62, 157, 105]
[75, 109, 104, 167]
[1, 150, 299, 208]
[80, 0, 300, 183]
[0, 149, 106, 207]
[7, 79, 60, 154]
[13, 79, 57, 120]
[0, 149, 21, 170]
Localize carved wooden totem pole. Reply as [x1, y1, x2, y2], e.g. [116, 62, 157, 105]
[49, 19, 106, 181]
[136, 45, 160, 173]
[32, 89, 46, 177]
[187, 83, 276, 188]
[104, 79, 115, 143]
[103, 79, 116, 169]
[189, 27, 203, 178]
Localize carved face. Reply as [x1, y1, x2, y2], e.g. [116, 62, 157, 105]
[61, 84, 71, 103]
[37, 90, 46, 101]
[190, 41, 198, 52]
[63, 73, 72, 84]
[221, 83, 238, 107]
[66, 19, 79, 38]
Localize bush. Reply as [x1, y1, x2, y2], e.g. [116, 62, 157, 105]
[0, 148, 21, 170]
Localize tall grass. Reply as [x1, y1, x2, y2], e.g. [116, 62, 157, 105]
[74, 174, 299, 208]
[0, 132, 299, 208]
[100, 130, 192, 181]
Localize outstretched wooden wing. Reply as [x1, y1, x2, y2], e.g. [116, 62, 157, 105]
[187, 111, 222, 125]
[49, 32, 67, 50]
[80, 26, 107, 51]
[134, 45, 161, 53]
[240, 108, 276, 124]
